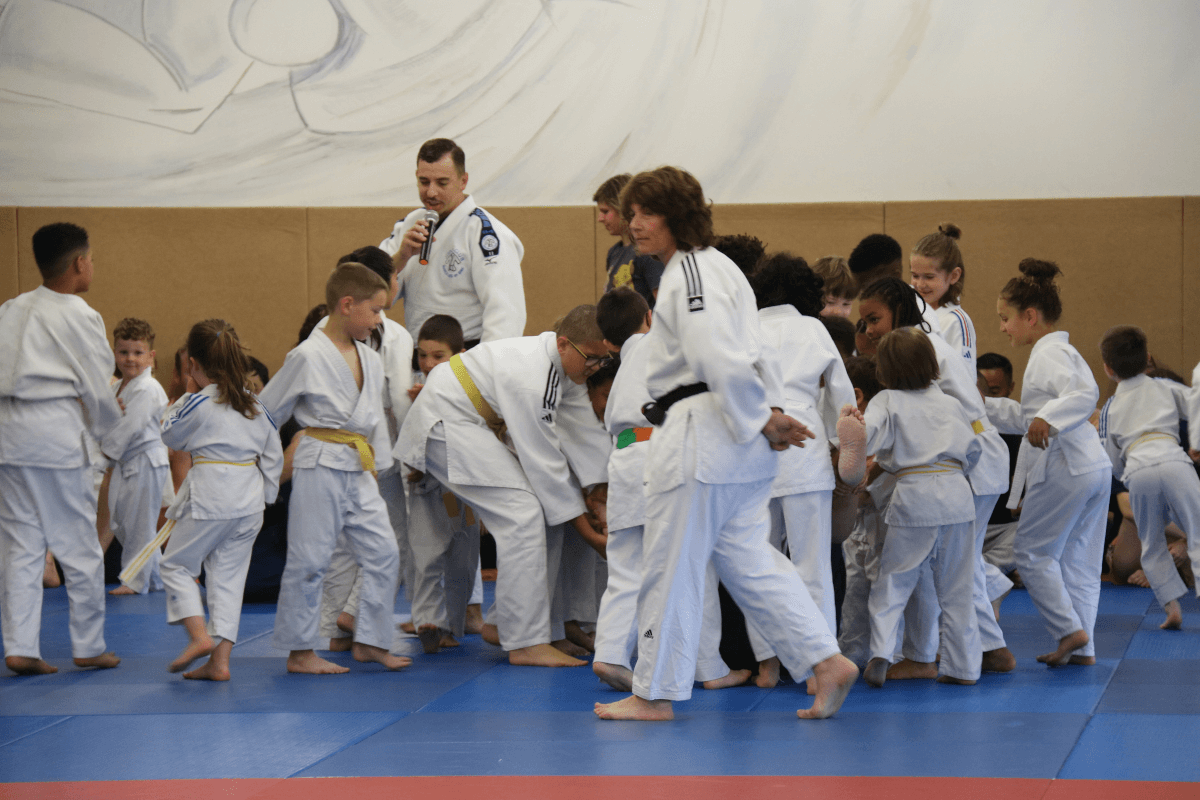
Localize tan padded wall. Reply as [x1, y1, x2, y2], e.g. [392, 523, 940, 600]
[15, 208, 309, 384]
[714, 203, 886, 265]
[886, 198, 1185, 399]
[305, 207, 408, 330]
[0, 208, 16, 304]
[1183, 197, 1200, 377]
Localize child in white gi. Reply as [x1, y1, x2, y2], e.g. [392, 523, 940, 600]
[260, 263, 408, 674]
[990, 259, 1111, 667]
[405, 314, 483, 653]
[396, 305, 608, 668]
[0, 222, 122, 675]
[593, 167, 858, 722]
[157, 319, 283, 680]
[838, 328, 983, 687]
[591, 287, 748, 693]
[104, 317, 170, 595]
[1098, 325, 1200, 630]
[748, 253, 856, 689]
[910, 224, 977, 372]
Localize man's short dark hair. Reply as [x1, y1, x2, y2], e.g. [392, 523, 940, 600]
[418, 314, 465, 353]
[848, 233, 902, 275]
[976, 352, 1013, 383]
[1100, 325, 1149, 380]
[248, 356, 270, 387]
[32, 222, 89, 280]
[596, 287, 649, 349]
[417, 138, 466, 174]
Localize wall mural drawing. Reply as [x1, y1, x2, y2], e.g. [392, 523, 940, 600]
[0, 0, 1197, 207]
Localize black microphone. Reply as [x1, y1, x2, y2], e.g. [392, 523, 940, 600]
[418, 209, 439, 265]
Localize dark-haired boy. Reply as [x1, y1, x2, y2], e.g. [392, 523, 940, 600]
[0, 223, 123, 675]
[1098, 325, 1200, 629]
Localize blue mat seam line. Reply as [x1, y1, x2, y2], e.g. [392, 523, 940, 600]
[1053, 597, 1150, 780]
[283, 712, 409, 778]
[0, 716, 72, 750]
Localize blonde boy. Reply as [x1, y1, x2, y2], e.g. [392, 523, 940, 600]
[260, 263, 408, 674]
[0, 223, 122, 675]
[104, 317, 171, 595]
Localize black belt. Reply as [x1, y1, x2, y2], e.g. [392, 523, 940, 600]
[641, 382, 709, 426]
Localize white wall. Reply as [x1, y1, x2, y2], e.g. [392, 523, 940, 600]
[1, 0, 1197, 207]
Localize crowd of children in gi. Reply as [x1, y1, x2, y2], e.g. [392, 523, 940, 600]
[3, 167, 1199, 721]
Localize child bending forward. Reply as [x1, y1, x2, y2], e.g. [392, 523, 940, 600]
[158, 320, 283, 680]
[840, 328, 982, 687]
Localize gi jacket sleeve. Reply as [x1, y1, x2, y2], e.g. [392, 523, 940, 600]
[382, 323, 415, 429]
[257, 346, 308, 425]
[1098, 398, 1124, 474]
[470, 221, 526, 342]
[504, 381, 586, 526]
[1027, 346, 1099, 434]
[257, 403, 284, 506]
[675, 264, 773, 444]
[74, 308, 124, 443]
[863, 392, 896, 459]
[160, 391, 208, 451]
[985, 396, 1026, 436]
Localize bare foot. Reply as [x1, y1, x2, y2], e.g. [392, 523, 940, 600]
[440, 633, 460, 648]
[703, 669, 751, 690]
[755, 657, 781, 688]
[937, 675, 976, 685]
[806, 676, 817, 696]
[108, 585, 136, 596]
[183, 660, 230, 681]
[886, 658, 938, 680]
[798, 654, 859, 719]
[168, 635, 215, 673]
[594, 694, 674, 720]
[836, 409, 867, 485]
[1067, 655, 1096, 666]
[564, 621, 596, 653]
[1008, 569, 1023, 589]
[1037, 630, 1089, 667]
[336, 612, 356, 633]
[464, 604, 484, 635]
[74, 652, 120, 670]
[1127, 569, 1150, 588]
[6, 656, 58, 675]
[287, 649, 350, 674]
[417, 624, 443, 654]
[981, 647, 1016, 673]
[552, 638, 590, 658]
[992, 588, 1011, 621]
[400, 621, 416, 635]
[864, 657, 889, 688]
[481, 623, 501, 646]
[328, 636, 352, 652]
[43, 554, 62, 588]
[352, 642, 412, 671]
[594, 661, 634, 691]
[509, 643, 586, 667]
[1161, 599, 1183, 630]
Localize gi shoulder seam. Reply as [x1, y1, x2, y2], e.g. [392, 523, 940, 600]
[683, 254, 705, 312]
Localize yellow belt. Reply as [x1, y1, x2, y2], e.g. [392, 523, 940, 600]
[895, 458, 963, 477]
[971, 419, 985, 435]
[449, 354, 507, 442]
[306, 427, 375, 471]
[118, 519, 176, 591]
[1130, 432, 1176, 451]
[192, 458, 256, 467]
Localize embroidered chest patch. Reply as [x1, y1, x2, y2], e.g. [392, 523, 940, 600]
[443, 249, 467, 278]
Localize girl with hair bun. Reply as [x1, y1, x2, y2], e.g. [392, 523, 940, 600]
[989, 259, 1111, 667]
[747, 253, 856, 689]
[155, 319, 284, 680]
[911, 223, 977, 373]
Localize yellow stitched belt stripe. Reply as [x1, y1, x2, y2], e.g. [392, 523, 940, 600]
[971, 419, 985, 435]
[1130, 432, 1176, 451]
[306, 427, 375, 471]
[895, 458, 964, 477]
[118, 519, 176, 590]
[449, 354, 507, 441]
[192, 458, 256, 467]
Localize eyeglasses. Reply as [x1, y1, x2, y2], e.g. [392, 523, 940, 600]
[567, 339, 613, 370]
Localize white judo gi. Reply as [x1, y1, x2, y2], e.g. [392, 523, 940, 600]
[103, 369, 170, 593]
[901, 330, 1012, 663]
[934, 302, 977, 375]
[380, 196, 526, 344]
[861, 384, 983, 681]
[312, 316, 415, 643]
[746, 305, 854, 663]
[158, 386, 283, 643]
[259, 331, 400, 653]
[406, 469, 481, 637]
[631, 247, 841, 702]
[985, 331, 1111, 657]
[395, 332, 588, 651]
[1099, 374, 1200, 608]
[0, 286, 123, 661]
[591, 333, 731, 682]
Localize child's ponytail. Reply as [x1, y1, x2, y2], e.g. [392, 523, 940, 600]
[186, 319, 259, 419]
